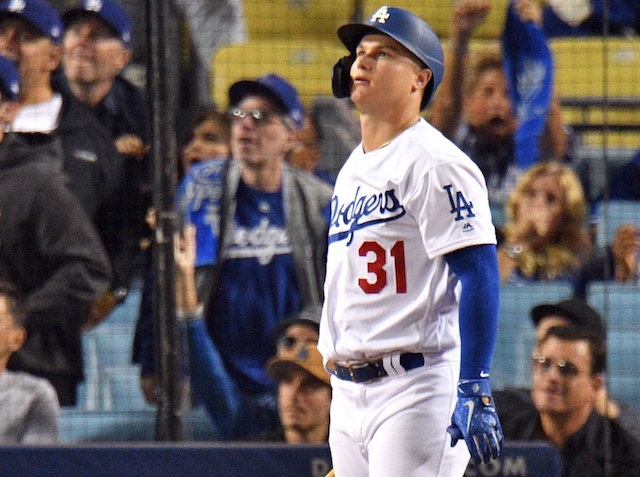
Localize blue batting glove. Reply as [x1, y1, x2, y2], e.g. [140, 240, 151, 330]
[446, 378, 504, 464]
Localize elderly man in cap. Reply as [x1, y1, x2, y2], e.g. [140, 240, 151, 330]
[140, 73, 333, 438]
[61, 0, 149, 162]
[59, 0, 152, 322]
[494, 297, 640, 442]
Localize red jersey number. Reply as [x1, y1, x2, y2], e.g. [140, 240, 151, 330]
[358, 240, 407, 294]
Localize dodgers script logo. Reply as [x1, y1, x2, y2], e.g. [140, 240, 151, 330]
[223, 218, 292, 265]
[328, 186, 405, 246]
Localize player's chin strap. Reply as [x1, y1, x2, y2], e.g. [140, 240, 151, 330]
[332, 55, 355, 99]
[447, 377, 504, 465]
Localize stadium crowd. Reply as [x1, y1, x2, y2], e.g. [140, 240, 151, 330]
[0, 0, 638, 475]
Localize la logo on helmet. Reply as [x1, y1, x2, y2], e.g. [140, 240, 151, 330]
[370, 6, 390, 24]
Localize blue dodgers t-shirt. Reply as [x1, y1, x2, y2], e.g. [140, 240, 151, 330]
[208, 179, 302, 395]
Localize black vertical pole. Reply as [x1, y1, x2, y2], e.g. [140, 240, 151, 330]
[147, 0, 182, 441]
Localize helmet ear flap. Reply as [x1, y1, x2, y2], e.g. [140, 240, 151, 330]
[332, 55, 355, 99]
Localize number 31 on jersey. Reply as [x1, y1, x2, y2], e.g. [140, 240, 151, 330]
[358, 240, 407, 294]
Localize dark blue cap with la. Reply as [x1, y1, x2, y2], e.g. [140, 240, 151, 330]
[0, 55, 19, 101]
[0, 0, 63, 43]
[228, 73, 305, 130]
[64, 0, 132, 47]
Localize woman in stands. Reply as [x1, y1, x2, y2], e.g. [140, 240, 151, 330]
[498, 162, 591, 283]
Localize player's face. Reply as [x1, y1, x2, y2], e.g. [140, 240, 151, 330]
[0, 18, 61, 84]
[63, 16, 130, 85]
[531, 336, 601, 419]
[181, 118, 230, 174]
[277, 367, 331, 441]
[230, 95, 295, 170]
[515, 173, 564, 239]
[465, 67, 516, 142]
[350, 34, 431, 115]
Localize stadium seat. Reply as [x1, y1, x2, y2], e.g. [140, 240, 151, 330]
[586, 282, 640, 334]
[582, 283, 640, 412]
[591, 200, 640, 248]
[492, 282, 574, 390]
[360, 0, 509, 40]
[100, 366, 151, 412]
[242, 0, 354, 41]
[550, 38, 640, 149]
[211, 38, 348, 108]
[59, 407, 218, 443]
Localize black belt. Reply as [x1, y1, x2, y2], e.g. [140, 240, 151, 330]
[332, 353, 425, 383]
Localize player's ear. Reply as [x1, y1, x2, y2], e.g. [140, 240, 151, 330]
[414, 68, 432, 93]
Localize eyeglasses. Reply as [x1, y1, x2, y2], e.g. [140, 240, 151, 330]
[532, 354, 581, 379]
[228, 108, 280, 126]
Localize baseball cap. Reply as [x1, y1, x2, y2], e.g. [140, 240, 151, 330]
[266, 343, 331, 386]
[63, 0, 131, 47]
[228, 73, 304, 130]
[531, 298, 605, 339]
[0, 55, 19, 101]
[0, 0, 63, 43]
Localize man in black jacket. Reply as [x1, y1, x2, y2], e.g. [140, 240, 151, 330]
[500, 325, 640, 477]
[59, 0, 152, 292]
[0, 53, 112, 406]
[0, 0, 133, 327]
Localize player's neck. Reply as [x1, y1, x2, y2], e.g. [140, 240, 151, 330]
[360, 113, 420, 153]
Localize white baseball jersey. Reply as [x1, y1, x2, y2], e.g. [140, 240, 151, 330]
[318, 118, 496, 363]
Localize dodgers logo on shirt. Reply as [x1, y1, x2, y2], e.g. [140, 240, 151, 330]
[328, 186, 405, 246]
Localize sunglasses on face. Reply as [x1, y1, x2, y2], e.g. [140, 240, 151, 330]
[532, 354, 581, 379]
[228, 108, 280, 126]
[277, 334, 318, 351]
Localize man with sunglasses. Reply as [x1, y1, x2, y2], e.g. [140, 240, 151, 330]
[494, 298, 640, 442]
[176, 74, 332, 439]
[500, 325, 640, 476]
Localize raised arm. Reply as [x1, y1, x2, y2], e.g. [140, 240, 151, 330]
[430, 0, 491, 138]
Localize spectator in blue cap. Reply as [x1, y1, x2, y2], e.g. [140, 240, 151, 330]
[60, 0, 152, 322]
[135, 74, 333, 441]
[0, 0, 128, 406]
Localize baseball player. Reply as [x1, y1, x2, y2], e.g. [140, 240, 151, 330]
[318, 6, 503, 476]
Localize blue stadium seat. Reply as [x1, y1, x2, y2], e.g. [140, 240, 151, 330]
[492, 282, 574, 389]
[59, 407, 218, 443]
[586, 282, 640, 334]
[100, 366, 151, 412]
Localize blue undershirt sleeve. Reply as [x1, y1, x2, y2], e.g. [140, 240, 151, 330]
[444, 244, 500, 380]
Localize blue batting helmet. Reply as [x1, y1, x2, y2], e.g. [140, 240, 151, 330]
[332, 5, 444, 110]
